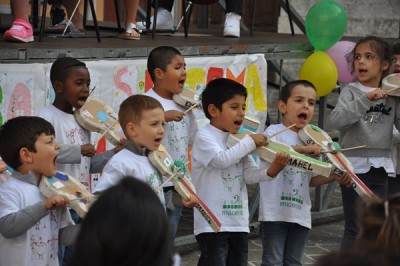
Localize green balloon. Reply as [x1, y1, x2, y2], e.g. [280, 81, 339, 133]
[305, 0, 347, 51]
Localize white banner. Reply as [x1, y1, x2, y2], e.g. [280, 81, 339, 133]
[0, 54, 267, 128]
[0, 54, 268, 188]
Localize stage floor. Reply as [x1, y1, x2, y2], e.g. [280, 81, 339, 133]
[0, 23, 314, 62]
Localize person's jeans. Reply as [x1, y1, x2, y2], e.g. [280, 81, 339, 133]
[167, 205, 183, 238]
[196, 232, 248, 266]
[340, 167, 388, 248]
[59, 209, 80, 266]
[164, 188, 183, 238]
[259, 221, 310, 266]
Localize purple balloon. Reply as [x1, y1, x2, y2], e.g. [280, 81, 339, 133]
[326, 41, 356, 83]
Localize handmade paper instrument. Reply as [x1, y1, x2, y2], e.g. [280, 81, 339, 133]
[227, 129, 333, 177]
[39, 171, 96, 218]
[74, 97, 124, 146]
[173, 89, 201, 112]
[298, 124, 375, 200]
[382, 73, 400, 96]
[148, 145, 221, 232]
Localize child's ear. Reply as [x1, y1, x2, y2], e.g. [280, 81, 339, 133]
[381, 59, 390, 71]
[19, 147, 33, 164]
[125, 122, 137, 138]
[208, 104, 218, 118]
[154, 68, 164, 81]
[53, 80, 64, 94]
[277, 100, 287, 114]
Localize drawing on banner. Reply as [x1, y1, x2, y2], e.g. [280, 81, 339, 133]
[0, 54, 268, 135]
[114, 66, 135, 96]
[136, 65, 147, 95]
[112, 65, 141, 113]
[7, 82, 32, 119]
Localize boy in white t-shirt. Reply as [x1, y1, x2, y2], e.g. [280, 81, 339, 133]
[40, 57, 124, 192]
[0, 116, 79, 266]
[93, 95, 198, 211]
[191, 78, 289, 266]
[93, 95, 166, 203]
[259, 80, 351, 266]
[145, 46, 198, 238]
[39, 57, 125, 264]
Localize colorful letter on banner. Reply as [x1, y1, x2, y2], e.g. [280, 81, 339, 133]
[246, 64, 266, 111]
[226, 68, 245, 84]
[207, 67, 224, 83]
[186, 68, 206, 92]
[114, 66, 133, 96]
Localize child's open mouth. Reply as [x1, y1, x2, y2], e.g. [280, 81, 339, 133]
[359, 69, 368, 74]
[79, 96, 88, 102]
[76, 96, 88, 107]
[298, 113, 308, 123]
[178, 79, 185, 88]
[234, 119, 243, 129]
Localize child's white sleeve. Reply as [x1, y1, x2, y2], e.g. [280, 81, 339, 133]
[243, 155, 275, 184]
[93, 159, 125, 193]
[191, 127, 256, 168]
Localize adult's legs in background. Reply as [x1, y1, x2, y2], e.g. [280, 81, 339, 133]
[223, 0, 243, 37]
[4, 0, 33, 42]
[225, 0, 243, 15]
[63, 0, 84, 32]
[120, 0, 141, 40]
[137, 0, 174, 30]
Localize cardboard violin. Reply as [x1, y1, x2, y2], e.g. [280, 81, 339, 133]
[172, 89, 201, 112]
[382, 73, 400, 96]
[227, 129, 333, 177]
[298, 124, 375, 200]
[148, 145, 221, 232]
[39, 171, 96, 218]
[74, 97, 124, 146]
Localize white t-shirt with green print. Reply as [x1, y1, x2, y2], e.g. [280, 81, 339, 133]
[259, 123, 314, 229]
[191, 124, 273, 235]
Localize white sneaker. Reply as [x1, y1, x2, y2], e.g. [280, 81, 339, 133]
[136, 8, 174, 30]
[223, 12, 241, 38]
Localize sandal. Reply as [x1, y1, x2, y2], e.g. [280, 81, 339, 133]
[120, 23, 141, 40]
